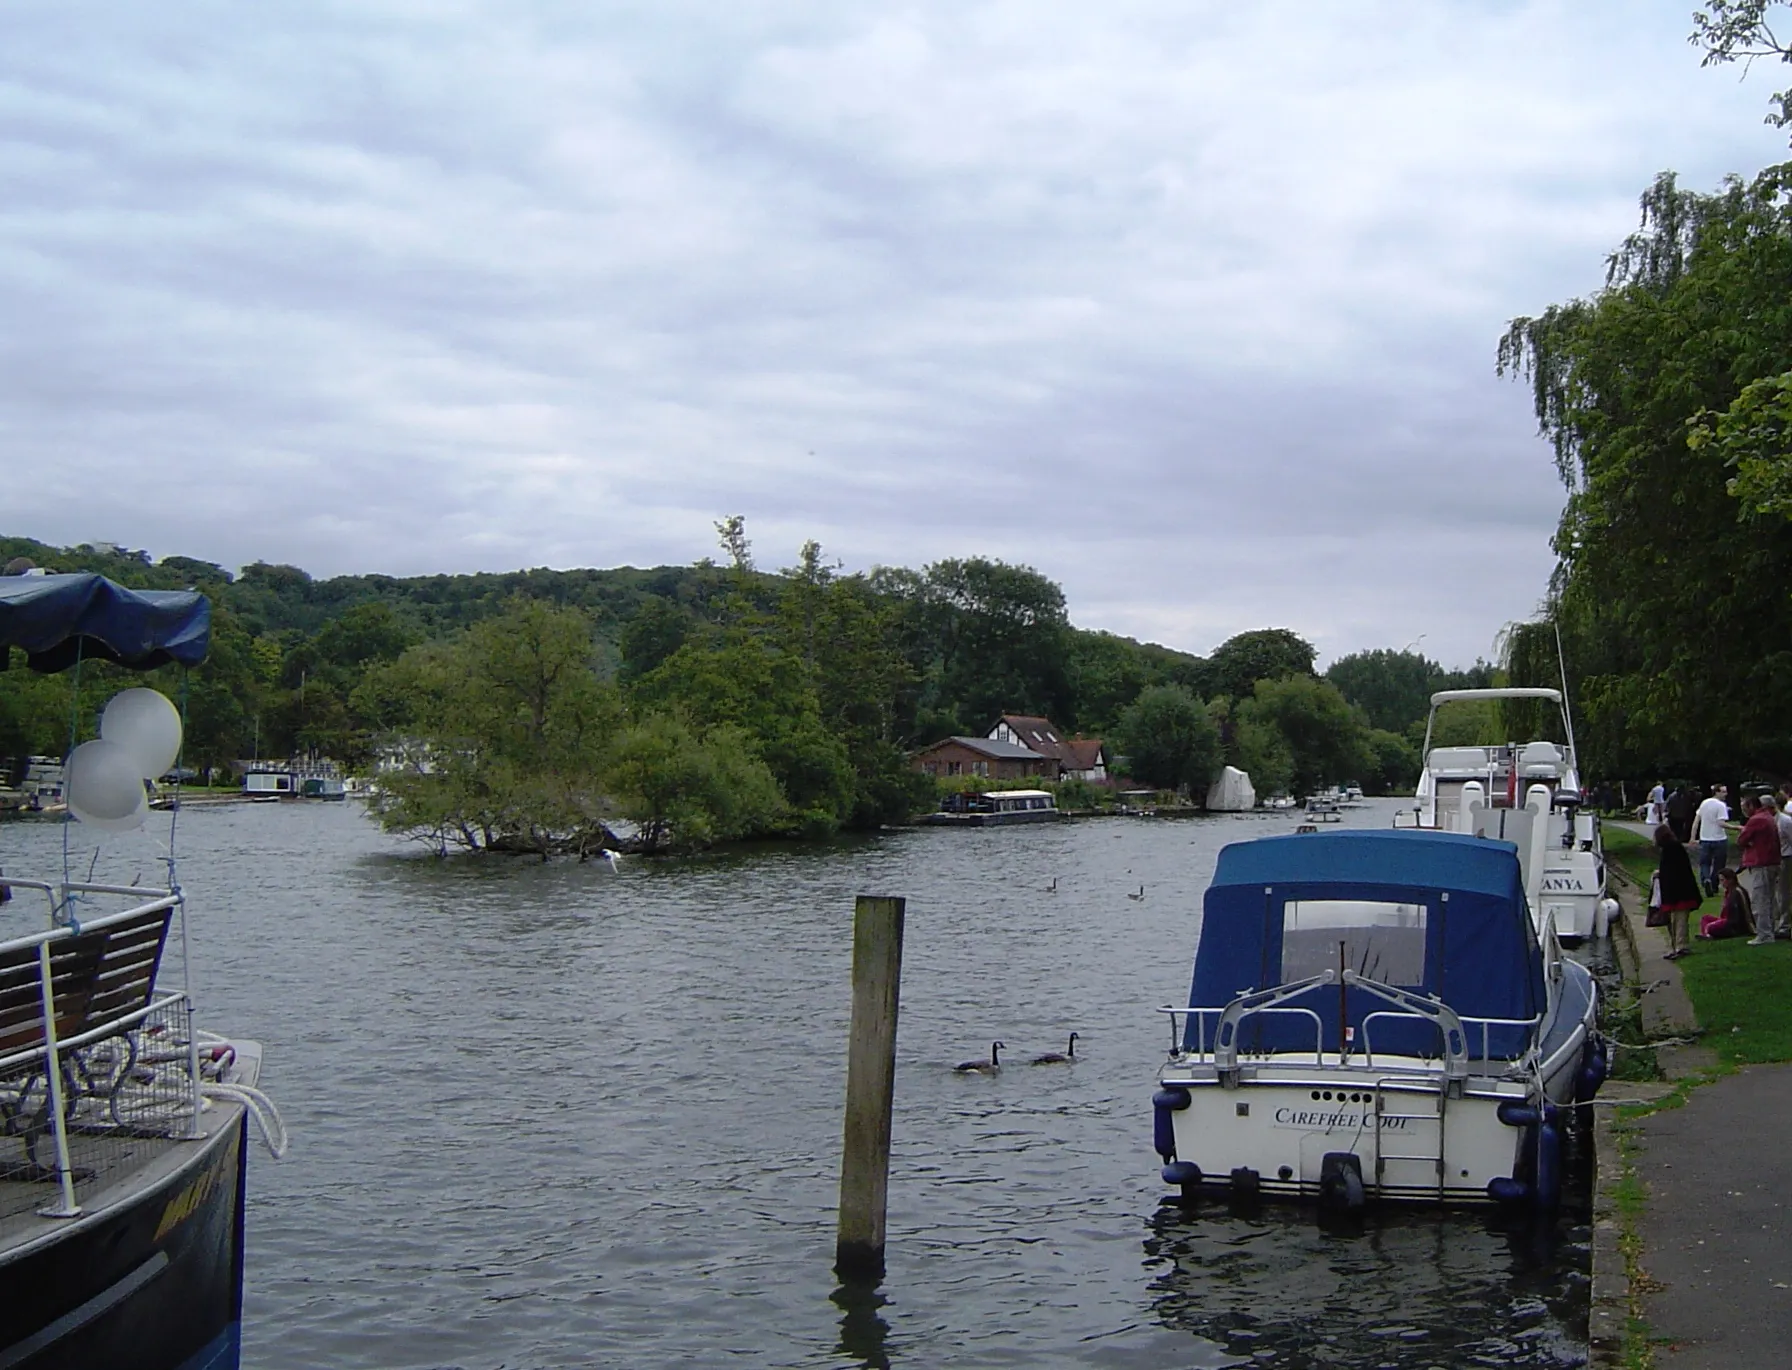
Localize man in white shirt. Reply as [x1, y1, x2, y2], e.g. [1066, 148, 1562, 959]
[1649, 781, 1667, 827]
[1693, 784, 1731, 897]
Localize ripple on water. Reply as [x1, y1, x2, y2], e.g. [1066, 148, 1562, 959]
[0, 800, 1588, 1368]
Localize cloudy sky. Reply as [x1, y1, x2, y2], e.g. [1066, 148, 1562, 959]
[3, 2, 1785, 667]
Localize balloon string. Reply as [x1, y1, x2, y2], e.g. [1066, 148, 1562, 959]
[58, 637, 85, 920]
[165, 669, 188, 892]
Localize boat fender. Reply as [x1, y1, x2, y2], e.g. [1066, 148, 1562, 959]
[1575, 1038, 1609, 1103]
[1497, 1101, 1541, 1129]
[1535, 1105, 1562, 1211]
[1487, 1176, 1530, 1205]
[1153, 1086, 1192, 1162]
[1162, 1161, 1202, 1188]
[1229, 1167, 1260, 1201]
[1596, 897, 1620, 939]
[1318, 1152, 1366, 1213]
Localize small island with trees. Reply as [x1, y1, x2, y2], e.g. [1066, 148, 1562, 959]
[1, 522, 1508, 857]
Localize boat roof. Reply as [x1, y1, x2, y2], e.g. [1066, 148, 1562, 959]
[1429, 687, 1562, 707]
[991, 789, 1053, 799]
[0, 573, 210, 672]
[1192, 828, 1544, 1024]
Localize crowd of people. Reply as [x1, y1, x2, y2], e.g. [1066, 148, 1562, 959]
[1647, 781, 1792, 959]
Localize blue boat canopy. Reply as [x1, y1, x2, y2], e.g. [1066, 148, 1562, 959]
[0, 573, 211, 673]
[1187, 828, 1545, 1060]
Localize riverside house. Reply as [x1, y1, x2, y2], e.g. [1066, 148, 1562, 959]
[987, 714, 1108, 782]
[910, 735, 1058, 781]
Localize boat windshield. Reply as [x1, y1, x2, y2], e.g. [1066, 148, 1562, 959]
[1281, 899, 1427, 986]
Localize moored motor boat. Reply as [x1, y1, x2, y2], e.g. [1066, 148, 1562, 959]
[1151, 827, 1603, 1210]
[0, 571, 285, 1369]
[1396, 687, 1610, 942]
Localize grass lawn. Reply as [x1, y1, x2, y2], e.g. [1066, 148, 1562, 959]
[1603, 821, 1792, 1066]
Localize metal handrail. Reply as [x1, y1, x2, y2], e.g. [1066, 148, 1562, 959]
[1360, 1008, 1544, 1065]
[1, 886, 195, 1219]
[1159, 983, 1535, 1089]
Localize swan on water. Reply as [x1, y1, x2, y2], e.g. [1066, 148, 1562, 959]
[955, 1042, 1004, 1074]
[1031, 1032, 1078, 1065]
[1126, 884, 1145, 900]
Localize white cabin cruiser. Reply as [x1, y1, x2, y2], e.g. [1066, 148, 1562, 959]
[1398, 687, 1611, 942]
[1152, 828, 1604, 1210]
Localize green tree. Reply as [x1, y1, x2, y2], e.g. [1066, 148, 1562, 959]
[618, 595, 691, 683]
[1694, 2, 1792, 132]
[363, 599, 621, 854]
[607, 715, 787, 852]
[1205, 628, 1315, 704]
[916, 557, 1072, 729]
[1363, 728, 1420, 796]
[1113, 685, 1222, 794]
[1236, 675, 1366, 799]
[1325, 649, 1442, 733]
[1499, 163, 1792, 776]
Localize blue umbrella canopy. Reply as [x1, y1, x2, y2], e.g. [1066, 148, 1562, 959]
[0, 573, 211, 673]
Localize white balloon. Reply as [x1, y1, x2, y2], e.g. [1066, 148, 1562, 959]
[100, 688, 183, 780]
[66, 739, 149, 832]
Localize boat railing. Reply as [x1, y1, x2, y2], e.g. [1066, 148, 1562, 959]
[1158, 973, 1533, 1092]
[0, 879, 201, 1222]
[1360, 1009, 1544, 1067]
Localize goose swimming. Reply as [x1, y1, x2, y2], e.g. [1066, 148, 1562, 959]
[954, 1041, 1004, 1074]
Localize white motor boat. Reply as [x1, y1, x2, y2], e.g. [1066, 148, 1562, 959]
[1152, 827, 1604, 1210]
[1396, 687, 1613, 942]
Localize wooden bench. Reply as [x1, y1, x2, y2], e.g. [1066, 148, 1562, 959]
[0, 904, 176, 1167]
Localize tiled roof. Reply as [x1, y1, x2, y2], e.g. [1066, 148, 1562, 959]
[1062, 738, 1105, 769]
[991, 714, 1075, 763]
[913, 736, 1043, 761]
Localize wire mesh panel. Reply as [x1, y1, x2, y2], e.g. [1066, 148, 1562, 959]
[0, 998, 198, 1225]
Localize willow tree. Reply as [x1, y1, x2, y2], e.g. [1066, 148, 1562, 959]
[1498, 164, 1792, 777]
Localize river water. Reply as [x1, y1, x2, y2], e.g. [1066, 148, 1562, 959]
[1, 799, 1590, 1369]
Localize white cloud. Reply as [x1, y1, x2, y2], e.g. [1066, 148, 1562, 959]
[1, 1, 1784, 667]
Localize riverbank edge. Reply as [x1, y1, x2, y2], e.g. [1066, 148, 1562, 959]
[1589, 848, 1716, 1368]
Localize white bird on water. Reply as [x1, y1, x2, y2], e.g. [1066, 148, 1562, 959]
[599, 848, 623, 873]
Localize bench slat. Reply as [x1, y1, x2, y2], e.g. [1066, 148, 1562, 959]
[0, 907, 175, 1067]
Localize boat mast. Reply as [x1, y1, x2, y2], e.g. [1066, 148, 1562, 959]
[1553, 621, 1578, 770]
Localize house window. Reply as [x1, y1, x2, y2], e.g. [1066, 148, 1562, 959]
[1281, 900, 1427, 985]
[972, 761, 988, 776]
[947, 761, 962, 776]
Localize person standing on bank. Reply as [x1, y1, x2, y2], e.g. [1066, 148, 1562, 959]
[1775, 791, 1792, 937]
[1740, 794, 1784, 945]
[1667, 785, 1697, 845]
[1655, 825, 1703, 959]
[1692, 784, 1731, 897]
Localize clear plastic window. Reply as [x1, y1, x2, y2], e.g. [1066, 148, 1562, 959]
[1282, 899, 1427, 985]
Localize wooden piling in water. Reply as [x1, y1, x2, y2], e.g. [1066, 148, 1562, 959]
[835, 894, 905, 1280]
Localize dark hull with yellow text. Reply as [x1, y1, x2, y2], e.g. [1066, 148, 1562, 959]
[0, 1113, 247, 1370]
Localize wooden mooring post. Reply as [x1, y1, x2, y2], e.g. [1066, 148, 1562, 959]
[835, 894, 905, 1280]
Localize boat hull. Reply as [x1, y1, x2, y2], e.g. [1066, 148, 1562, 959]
[1158, 1071, 1531, 1204]
[0, 1112, 247, 1370]
[918, 809, 1059, 825]
[1157, 976, 1598, 1207]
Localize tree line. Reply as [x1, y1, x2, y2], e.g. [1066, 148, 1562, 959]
[2, 528, 1492, 852]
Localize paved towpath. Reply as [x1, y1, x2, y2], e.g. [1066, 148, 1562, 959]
[1602, 822, 1792, 1367]
[1634, 1064, 1792, 1366]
